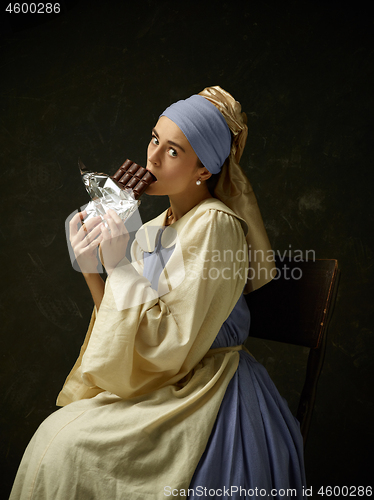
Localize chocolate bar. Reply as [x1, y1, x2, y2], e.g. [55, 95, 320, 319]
[111, 159, 156, 199]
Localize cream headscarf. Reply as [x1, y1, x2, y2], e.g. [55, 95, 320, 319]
[198, 86, 275, 293]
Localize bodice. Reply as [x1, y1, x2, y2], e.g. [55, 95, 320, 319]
[142, 228, 251, 349]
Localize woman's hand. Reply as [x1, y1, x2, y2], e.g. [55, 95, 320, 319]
[69, 210, 103, 274]
[99, 209, 130, 275]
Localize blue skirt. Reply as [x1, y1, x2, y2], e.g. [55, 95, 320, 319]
[189, 294, 306, 499]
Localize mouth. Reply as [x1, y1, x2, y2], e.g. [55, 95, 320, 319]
[146, 168, 157, 182]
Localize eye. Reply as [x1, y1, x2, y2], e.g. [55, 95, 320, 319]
[151, 135, 159, 145]
[168, 148, 178, 157]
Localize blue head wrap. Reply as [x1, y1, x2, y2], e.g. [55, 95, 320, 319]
[160, 94, 231, 174]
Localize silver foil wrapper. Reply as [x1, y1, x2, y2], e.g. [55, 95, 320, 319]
[80, 167, 140, 224]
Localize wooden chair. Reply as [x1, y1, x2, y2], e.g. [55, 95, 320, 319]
[244, 257, 340, 445]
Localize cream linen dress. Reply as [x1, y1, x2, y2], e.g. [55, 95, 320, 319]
[10, 198, 249, 500]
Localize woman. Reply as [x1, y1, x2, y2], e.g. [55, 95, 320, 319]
[10, 87, 306, 499]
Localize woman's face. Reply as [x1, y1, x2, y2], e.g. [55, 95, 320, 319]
[145, 116, 206, 197]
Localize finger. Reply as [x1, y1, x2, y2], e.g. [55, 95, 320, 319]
[107, 210, 126, 233]
[70, 210, 91, 234]
[78, 210, 89, 230]
[73, 221, 103, 252]
[81, 215, 102, 233]
[84, 215, 101, 231]
[103, 213, 119, 237]
[76, 232, 102, 256]
[79, 210, 87, 221]
[107, 209, 122, 224]
[85, 221, 104, 242]
[88, 235, 102, 249]
[108, 210, 129, 238]
[100, 223, 112, 242]
[106, 210, 127, 237]
[69, 211, 86, 238]
[77, 216, 102, 242]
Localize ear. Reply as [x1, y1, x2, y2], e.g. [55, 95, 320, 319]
[199, 167, 212, 181]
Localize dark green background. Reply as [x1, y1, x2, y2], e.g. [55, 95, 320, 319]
[1, 0, 373, 498]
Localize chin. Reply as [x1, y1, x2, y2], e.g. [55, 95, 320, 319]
[145, 184, 164, 196]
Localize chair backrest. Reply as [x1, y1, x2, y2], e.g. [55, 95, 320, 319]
[245, 257, 340, 445]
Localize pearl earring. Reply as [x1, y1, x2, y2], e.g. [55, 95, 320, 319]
[196, 178, 202, 186]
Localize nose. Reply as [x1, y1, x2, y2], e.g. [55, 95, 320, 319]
[147, 145, 160, 167]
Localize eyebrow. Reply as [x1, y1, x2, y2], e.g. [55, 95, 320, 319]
[152, 128, 186, 153]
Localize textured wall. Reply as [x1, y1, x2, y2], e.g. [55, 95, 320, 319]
[1, 0, 373, 497]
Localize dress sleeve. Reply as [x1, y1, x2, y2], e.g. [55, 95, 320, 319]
[58, 208, 249, 403]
